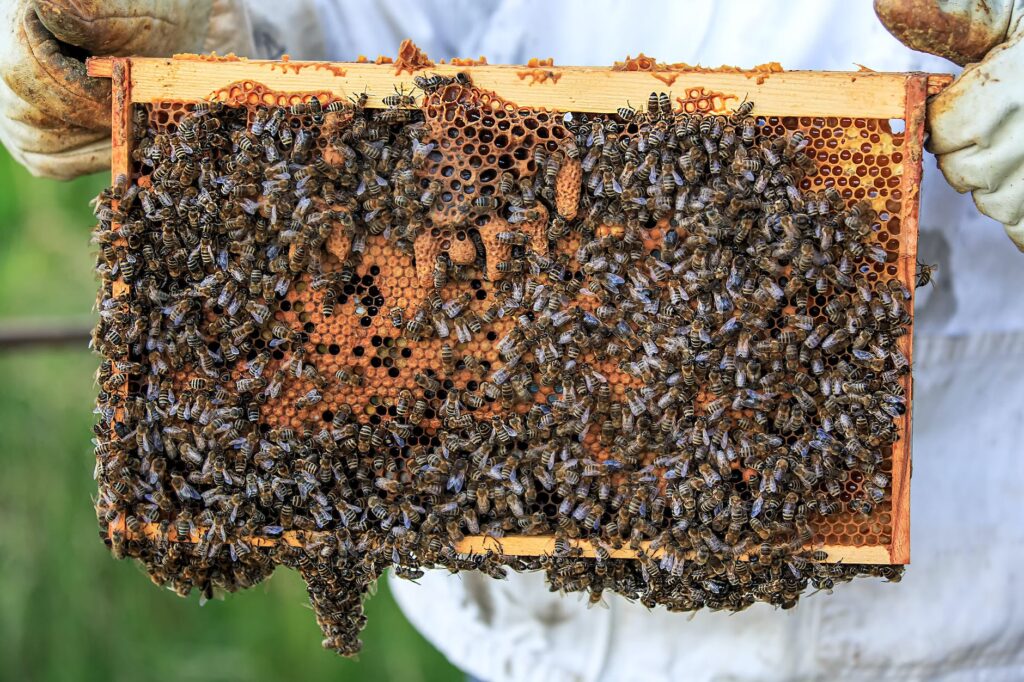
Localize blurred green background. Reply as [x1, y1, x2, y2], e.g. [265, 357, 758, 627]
[0, 148, 460, 682]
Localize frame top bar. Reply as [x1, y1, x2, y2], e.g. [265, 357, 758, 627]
[87, 56, 952, 118]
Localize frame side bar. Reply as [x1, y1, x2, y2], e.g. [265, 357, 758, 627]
[888, 75, 927, 565]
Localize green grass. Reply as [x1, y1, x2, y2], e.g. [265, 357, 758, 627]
[0, 149, 460, 682]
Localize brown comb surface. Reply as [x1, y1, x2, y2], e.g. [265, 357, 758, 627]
[139, 93, 911, 555]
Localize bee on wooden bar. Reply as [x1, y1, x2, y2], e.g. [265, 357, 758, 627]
[382, 84, 417, 108]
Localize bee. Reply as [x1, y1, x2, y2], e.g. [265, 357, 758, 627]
[170, 474, 200, 502]
[849, 498, 874, 516]
[355, 424, 373, 454]
[305, 95, 323, 116]
[410, 137, 436, 169]
[562, 137, 580, 160]
[404, 312, 426, 340]
[414, 372, 441, 392]
[173, 511, 194, 542]
[420, 180, 441, 208]
[645, 92, 660, 118]
[916, 261, 936, 287]
[295, 388, 323, 409]
[544, 153, 562, 185]
[472, 196, 500, 211]
[732, 98, 755, 119]
[870, 472, 891, 489]
[498, 228, 536, 251]
[291, 129, 313, 163]
[262, 107, 285, 137]
[440, 343, 456, 375]
[497, 171, 517, 197]
[821, 329, 850, 353]
[382, 84, 416, 107]
[413, 73, 449, 92]
[334, 367, 363, 387]
[389, 306, 404, 329]
[349, 90, 370, 109]
[886, 278, 911, 301]
[652, 92, 672, 118]
[863, 483, 886, 503]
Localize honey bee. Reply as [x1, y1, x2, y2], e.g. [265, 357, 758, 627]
[410, 137, 436, 168]
[414, 372, 441, 392]
[498, 229, 532, 248]
[544, 153, 562, 185]
[420, 180, 441, 208]
[382, 84, 416, 107]
[334, 367, 363, 387]
[472, 196, 500, 211]
[320, 289, 337, 317]
[413, 73, 449, 92]
[296, 388, 323, 409]
[386, 306, 405, 329]
[916, 261, 936, 287]
[170, 474, 200, 502]
[732, 98, 755, 119]
[348, 90, 370, 109]
[661, 92, 674, 118]
[440, 343, 456, 375]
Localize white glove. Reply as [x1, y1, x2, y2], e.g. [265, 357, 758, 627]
[0, 0, 328, 180]
[876, 0, 1024, 249]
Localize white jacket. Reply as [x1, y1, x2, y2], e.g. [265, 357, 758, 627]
[281, 1, 1024, 679]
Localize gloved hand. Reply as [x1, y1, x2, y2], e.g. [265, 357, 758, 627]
[875, 0, 1024, 249]
[0, 0, 257, 179]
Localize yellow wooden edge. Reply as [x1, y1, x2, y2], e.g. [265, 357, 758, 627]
[111, 520, 896, 564]
[454, 536, 893, 564]
[87, 57, 951, 117]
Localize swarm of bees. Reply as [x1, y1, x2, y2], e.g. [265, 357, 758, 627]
[91, 71, 909, 657]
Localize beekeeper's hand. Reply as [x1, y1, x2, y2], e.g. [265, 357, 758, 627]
[875, 0, 1024, 249]
[0, 0, 258, 180]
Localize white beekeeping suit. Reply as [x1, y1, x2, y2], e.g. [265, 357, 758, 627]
[2, 0, 1022, 679]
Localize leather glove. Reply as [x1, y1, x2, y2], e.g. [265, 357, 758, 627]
[0, 0, 258, 180]
[875, 0, 1024, 249]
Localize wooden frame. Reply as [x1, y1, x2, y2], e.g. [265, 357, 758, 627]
[89, 55, 952, 565]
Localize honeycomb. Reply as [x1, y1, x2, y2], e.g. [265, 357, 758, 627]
[88, 54, 939, 654]
[143, 85, 910, 552]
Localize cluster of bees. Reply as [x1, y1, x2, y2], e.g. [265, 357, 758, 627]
[91, 73, 907, 657]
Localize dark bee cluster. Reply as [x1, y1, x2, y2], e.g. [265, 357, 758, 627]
[91, 73, 908, 657]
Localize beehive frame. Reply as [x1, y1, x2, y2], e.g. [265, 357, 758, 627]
[88, 54, 952, 566]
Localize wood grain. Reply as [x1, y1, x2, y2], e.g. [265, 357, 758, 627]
[88, 57, 952, 118]
[887, 75, 929, 565]
[108, 519, 891, 564]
